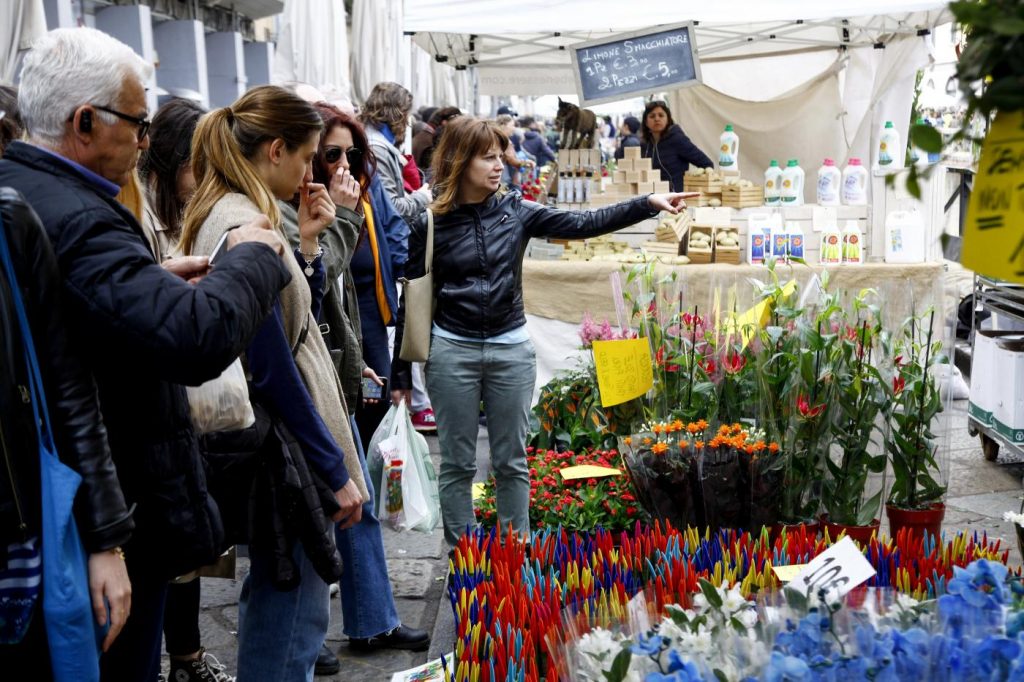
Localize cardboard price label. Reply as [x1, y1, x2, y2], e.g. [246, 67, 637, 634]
[559, 464, 622, 481]
[963, 110, 1024, 282]
[789, 536, 876, 602]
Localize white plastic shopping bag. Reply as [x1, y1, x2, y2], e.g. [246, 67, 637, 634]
[185, 358, 255, 434]
[374, 400, 440, 532]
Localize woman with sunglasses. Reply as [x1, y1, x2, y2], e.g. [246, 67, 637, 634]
[641, 100, 712, 192]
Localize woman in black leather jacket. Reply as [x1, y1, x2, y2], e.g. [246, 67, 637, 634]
[0, 187, 133, 668]
[391, 117, 690, 547]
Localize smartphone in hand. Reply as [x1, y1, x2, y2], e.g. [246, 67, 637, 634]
[209, 227, 239, 266]
[361, 376, 388, 400]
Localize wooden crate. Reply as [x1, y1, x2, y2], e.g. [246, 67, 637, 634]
[722, 185, 765, 209]
[686, 224, 714, 263]
[683, 173, 723, 194]
[713, 226, 742, 264]
[693, 192, 723, 207]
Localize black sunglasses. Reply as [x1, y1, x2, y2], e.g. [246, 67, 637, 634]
[323, 145, 363, 167]
[69, 105, 151, 141]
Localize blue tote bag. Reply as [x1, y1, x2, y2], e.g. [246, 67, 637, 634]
[0, 211, 101, 681]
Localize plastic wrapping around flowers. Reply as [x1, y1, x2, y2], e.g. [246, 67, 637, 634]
[442, 524, 1011, 682]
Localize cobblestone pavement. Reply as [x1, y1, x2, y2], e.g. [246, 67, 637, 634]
[163, 401, 1024, 680]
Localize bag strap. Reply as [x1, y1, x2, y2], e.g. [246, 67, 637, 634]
[0, 212, 56, 453]
[423, 209, 433, 275]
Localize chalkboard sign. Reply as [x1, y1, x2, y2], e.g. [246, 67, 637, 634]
[569, 23, 701, 106]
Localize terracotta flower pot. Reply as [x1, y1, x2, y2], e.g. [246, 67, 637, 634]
[885, 502, 945, 545]
[821, 517, 880, 547]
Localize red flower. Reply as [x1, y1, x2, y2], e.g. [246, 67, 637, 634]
[796, 393, 826, 420]
[893, 375, 906, 396]
[724, 353, 746, 375]
[703, 359, 717, 375]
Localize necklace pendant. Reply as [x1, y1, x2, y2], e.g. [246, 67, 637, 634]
[304, 264, 314, 277]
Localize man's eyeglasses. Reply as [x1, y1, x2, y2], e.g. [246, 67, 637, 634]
[323, 146, 362, 167]
[69, 106, 151, 141]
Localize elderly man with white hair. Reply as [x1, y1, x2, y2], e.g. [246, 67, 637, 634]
[0, 27, 293, 680]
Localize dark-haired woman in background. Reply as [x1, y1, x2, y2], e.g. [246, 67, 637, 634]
[136, 98, 235, 682]
[640, 100, 712, 192]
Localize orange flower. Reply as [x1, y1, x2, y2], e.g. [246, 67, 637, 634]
[651, 442, 669, 455]
[696, 419, 709, 431]
[686, 423, 700, 435]
[672, 419, 684, 432]
[678, 440, 690, 449]
[642, 437, 653, 446]
[623, 437, 633, 446]
[695, 440, 705, 449]
[652, 423, 664, 435]
[769, 443, 780, 454]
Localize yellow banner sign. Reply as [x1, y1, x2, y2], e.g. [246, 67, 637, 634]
[559, 464, 622, 481]
[963, 110, 1024, 281]
[592, 337, 654, 407]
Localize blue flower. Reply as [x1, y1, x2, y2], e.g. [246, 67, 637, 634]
[1009, 610, 1024, 638]
[632, 633, 664, 657]
[946, 559, 1009, 609]
[666, 650, 701, 677]
[763, 651, 811, 682]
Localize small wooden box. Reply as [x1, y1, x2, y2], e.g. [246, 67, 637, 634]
[557, 150, 571, 167]
[687, 224, 714, 264]
[653, 180, 671, 193]
[624, 146, 642, 160]
[640, 170, 658, 184]
[683, 173, 723, 194]
[633, 158, 653, 172]
[625, 170, 641, 184]
[636, 181, 655, 194]
[617, 158, 634, 171]
[579, 149, 600, 167]
[693, 192, 723, 207]
[613, 170, 627, 183]
[568, 149, 580, 167]
[713, 226, 742, 264]
[722, 185, 765, 209]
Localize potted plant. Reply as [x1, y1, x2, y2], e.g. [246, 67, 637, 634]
[622, 420, 706, 531]
[885, 309, 949, 543]
[821, 290, 888, 545]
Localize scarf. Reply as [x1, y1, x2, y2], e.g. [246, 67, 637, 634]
[361, 198, 392, 325]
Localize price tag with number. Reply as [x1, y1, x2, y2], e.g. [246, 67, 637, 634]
[789, 537, 876, 602]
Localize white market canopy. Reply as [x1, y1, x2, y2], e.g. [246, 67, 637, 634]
[403, 0, 954, 202]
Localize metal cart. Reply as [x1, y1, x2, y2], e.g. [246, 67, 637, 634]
[967, 276, 1024, 461]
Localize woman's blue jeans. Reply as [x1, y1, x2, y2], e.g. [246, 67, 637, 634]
[425, 336, 536, 547]
[237, 540, 328, 682]
[334, 416, 401, 639]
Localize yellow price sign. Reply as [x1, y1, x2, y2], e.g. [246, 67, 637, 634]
[722, 279, 797, 350]
[592, 337, 654, 407]
[963, 110, 1024, 281]
[559, 464, 622, 481]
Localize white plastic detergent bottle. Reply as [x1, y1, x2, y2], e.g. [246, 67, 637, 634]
[877, 121, 901, 169]
[787, 222, 805, 260]
[764, 160, 782, 205]
[884, 210, 925, 263]
[910, 118, 936, 167]
[770, 218, 789, 260]
[780, 160, 805, 206]
[841, 158, 868, 206]
[841, 220, 863, 264]
[820, 224, 842, 264]
[719, 124, 739, 170]
[816, 158, 841, 206]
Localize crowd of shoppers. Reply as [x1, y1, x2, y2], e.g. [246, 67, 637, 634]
[0, 25, 691, 682]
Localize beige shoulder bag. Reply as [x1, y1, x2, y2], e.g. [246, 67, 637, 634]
[398, 209, 435, 362]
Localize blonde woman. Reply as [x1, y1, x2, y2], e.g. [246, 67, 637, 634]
[180, 85, 368, 681]
[392, 117, 690, 547]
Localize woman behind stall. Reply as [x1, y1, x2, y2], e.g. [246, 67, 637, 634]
[640, 100, 712, 192]
[180, 85, 368, 680]
[391, 117, 690, 547]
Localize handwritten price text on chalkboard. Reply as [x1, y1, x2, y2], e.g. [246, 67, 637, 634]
[570, 23, 702, 106]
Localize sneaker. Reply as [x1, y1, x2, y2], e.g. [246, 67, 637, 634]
[169, 648, 235, 682]
[410, 408, 437, 433]
[349, 624, 430, 652]
[314, 643, 340, 676]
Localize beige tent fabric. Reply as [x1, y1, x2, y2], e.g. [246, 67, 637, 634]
[522, 260, 945, 326]
[0, 0, 45, 83]
[668, 63, 846, 204]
